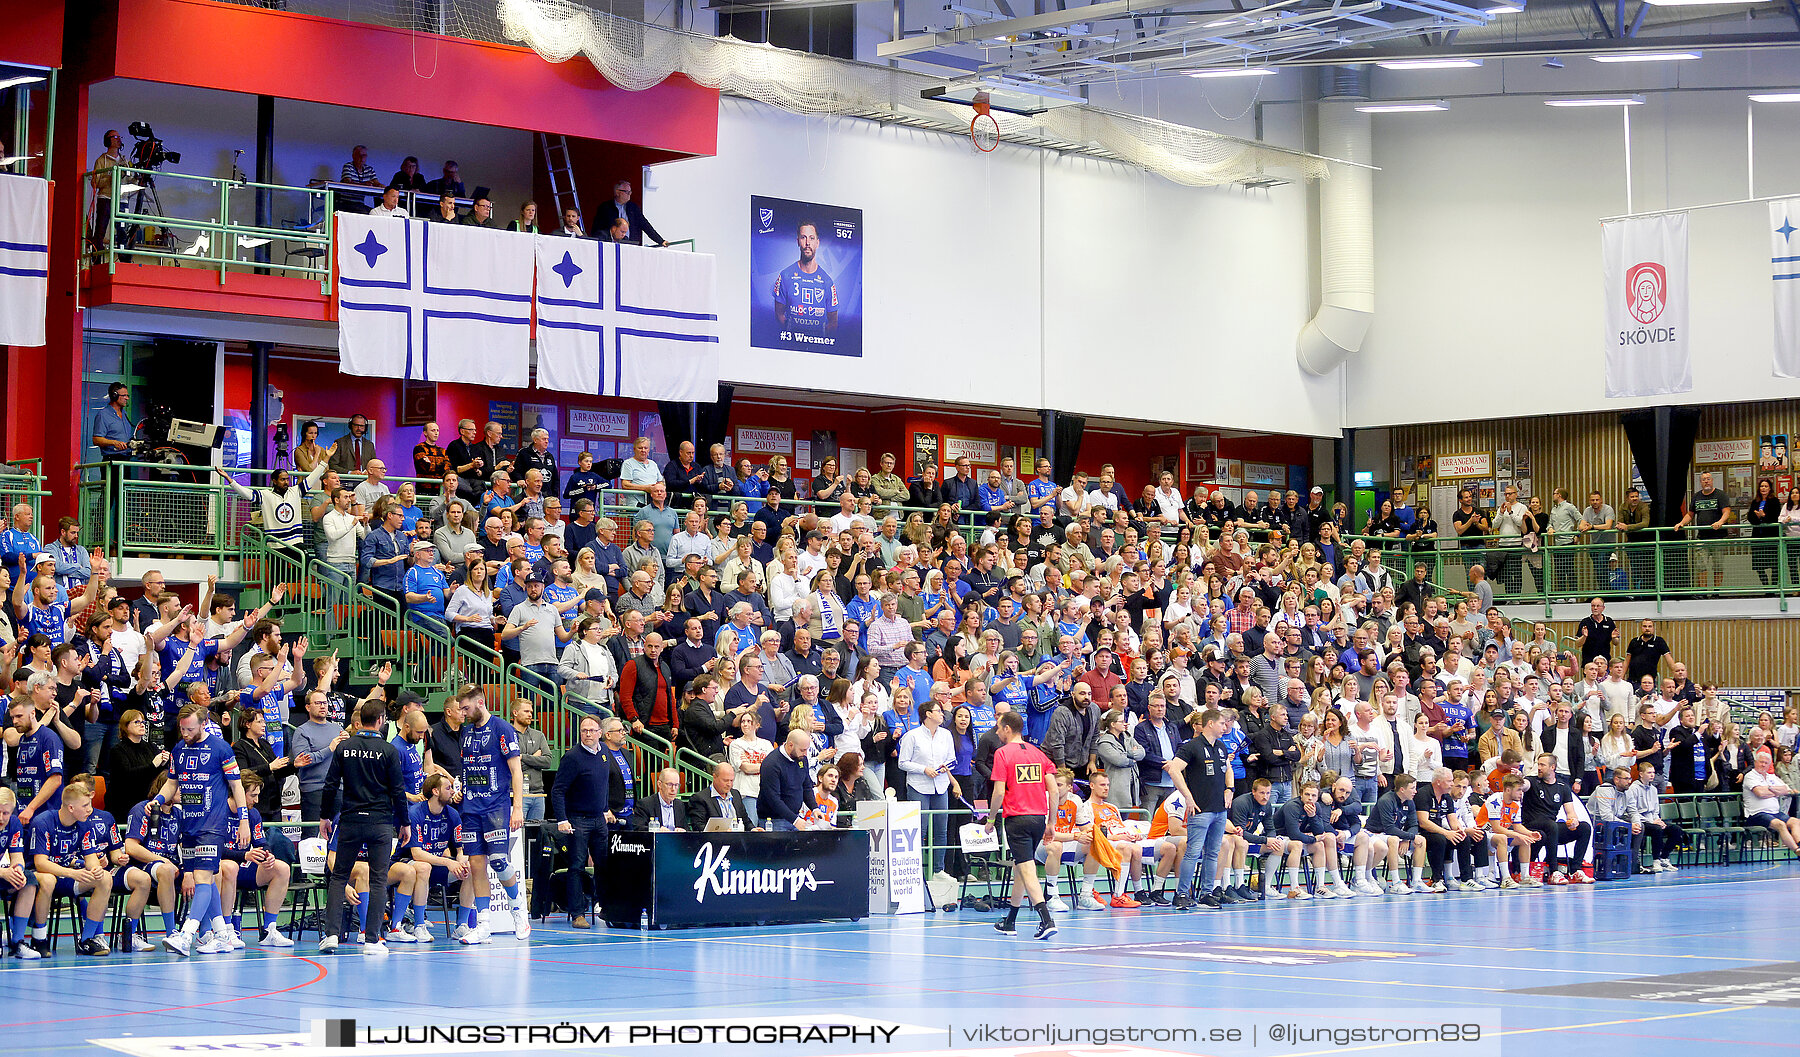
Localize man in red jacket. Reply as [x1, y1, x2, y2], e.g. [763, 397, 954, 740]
[617, 635, 677, 745]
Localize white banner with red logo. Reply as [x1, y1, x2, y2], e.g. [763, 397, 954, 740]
[1602, 213, 1691, 399]
[1771, 199, 1800, 378]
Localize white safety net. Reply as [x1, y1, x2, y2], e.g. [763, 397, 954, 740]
[495, 0, 1328, 187]
[218, 0, 1327, 186]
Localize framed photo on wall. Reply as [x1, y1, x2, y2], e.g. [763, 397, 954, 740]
[912, 432, 940, 478]
[399, 380, 434, 427]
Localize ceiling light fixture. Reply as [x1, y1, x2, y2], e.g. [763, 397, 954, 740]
[0, 75, 45, 92]
[1642, 0, 1772, 6]
[1590, 51, 1701, 62]
[1375, 58, 1482, 69]
[1749, 91, 1800, 102]
[1355, 100, 1450, 113]
[1187, 67, 1276, 78]
[1545, 94, 1646, 106]
[1485, 2, 1524, 12]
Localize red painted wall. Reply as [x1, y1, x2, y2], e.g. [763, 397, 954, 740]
[219, 357, 1316, 495]
[8, 5, 64, 70]
[111, 0, 718, 157]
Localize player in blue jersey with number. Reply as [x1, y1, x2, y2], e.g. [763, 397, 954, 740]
[121, 792, 182, 952]
[68, 776, 150, 951]
[27, 782, 112, 955]
[218, 771, 294, 947]
[232, 643, 307, 760]
[773, 221, 838, 339]
[149, 702, 251, 956]
[9, 693, 65, 825]
[456, 686, 528, 944]
[398, 773, 467, 944]
[0, 787, 42, 959]
[12, 558, 103, 649]
[160, 606, 262, 709]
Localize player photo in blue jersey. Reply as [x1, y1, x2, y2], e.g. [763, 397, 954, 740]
[750, 195, 862, 358]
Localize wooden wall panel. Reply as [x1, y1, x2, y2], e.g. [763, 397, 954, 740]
[1391, 398, 1800, 510]
[1537, 617, 1800, 690]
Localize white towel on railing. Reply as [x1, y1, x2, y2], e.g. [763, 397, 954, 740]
[335, 212, 532, 386]
[0, 174, 48, 347]
[534, 236, 718, 400]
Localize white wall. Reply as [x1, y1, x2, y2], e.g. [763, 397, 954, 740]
[650, 97, 1338, 436]
[86, 80, 532, 227]
[1041, 153, 1335, 436]
[1348, 85, 1800, 429]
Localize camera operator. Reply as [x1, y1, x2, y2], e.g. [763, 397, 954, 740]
[91, 383, 135, 465]
[89, 130, 125, 261]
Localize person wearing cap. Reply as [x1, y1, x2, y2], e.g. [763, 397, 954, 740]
[403, 542, 449, 622]
[501, 574, 571, 693]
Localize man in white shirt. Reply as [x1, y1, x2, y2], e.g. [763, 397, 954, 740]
[1601, 658, 1636, 724]
[618, 436, 662, 495]
[1742, 751, 1800, 853]
[1489, 484, 1529, 595]
[1086, 474, 1120, 514]
[369, 185, 407, 218]
[1058, 472, 1093, 520]
[796, 531, 828, 580]
[827, 494, 862, 538]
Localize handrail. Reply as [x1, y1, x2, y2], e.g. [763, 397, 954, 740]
[81, 463, 1800, 614]
[84, 164, 337, 291]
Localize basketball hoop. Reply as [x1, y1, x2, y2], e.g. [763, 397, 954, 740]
[970, 112, 1000, 153]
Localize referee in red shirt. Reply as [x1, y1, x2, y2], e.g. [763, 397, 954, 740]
[985, 712, 1058, 940]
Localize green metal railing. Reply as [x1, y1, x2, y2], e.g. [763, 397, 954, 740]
[81, 460, 447, 570]
[0, 464, 51, 543]
[86, 165, 335, 290]
[1330, 530, 1800, 615]
[83, 163, 702, 292]
[81, 462, 1800, 616]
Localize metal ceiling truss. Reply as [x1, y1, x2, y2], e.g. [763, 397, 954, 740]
[878, 0, 1498, 87]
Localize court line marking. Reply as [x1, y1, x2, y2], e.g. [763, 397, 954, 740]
[0, 954, 328, 1029]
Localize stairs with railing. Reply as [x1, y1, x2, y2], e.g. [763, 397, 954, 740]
[234, 525, 719, 800]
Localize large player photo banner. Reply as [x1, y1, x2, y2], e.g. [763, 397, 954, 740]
[749, 195, 863, 358]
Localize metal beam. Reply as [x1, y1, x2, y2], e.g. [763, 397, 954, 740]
[1244, 31, 1800, 65]
[1627, 2, 1648, 36]
[1589, 0, 1614, 37]
[877, 1, 1140, 56]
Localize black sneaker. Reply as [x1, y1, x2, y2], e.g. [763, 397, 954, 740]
[1217, 888, 1243, 906]
[1233, 885, 1256, 901]
[1197, 893, 1221, 910]
[993, 918, 1017, 935]
[1033, 919, 1058, 941]
[1249, 888, 1268, 902]
[1172, 895, 1196, 912]
[1146, 889, 1172, 906]
[75, 937, 111, 957]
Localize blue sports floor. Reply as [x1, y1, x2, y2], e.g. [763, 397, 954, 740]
[4, 862, 1796, 1057]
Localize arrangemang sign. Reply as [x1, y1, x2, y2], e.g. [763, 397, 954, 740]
[1435, 452, 1493, 479]
[736, 427, 792, 454]
[942, 436, 997, 466]
[1694, 438, 1754, 465]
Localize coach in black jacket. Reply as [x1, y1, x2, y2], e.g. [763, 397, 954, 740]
[320, 700, 409, 948]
